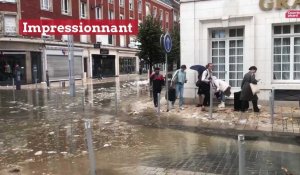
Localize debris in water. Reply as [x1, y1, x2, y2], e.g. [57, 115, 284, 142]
[34, 151, 43, 156]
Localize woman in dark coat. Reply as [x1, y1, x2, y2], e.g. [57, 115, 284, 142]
[240, 66, 260, 112]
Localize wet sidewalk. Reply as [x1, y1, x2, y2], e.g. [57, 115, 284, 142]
[0, 74, 148, 90]
[129, 94, 300, 139]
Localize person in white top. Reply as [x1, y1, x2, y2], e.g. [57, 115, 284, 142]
[211, 76, 231, 108]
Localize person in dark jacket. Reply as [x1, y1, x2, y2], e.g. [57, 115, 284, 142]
[150, 67, 165, 107]
[240, 66, 260, 112]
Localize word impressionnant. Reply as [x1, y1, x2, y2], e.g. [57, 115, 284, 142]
[19, 20, 138, 36]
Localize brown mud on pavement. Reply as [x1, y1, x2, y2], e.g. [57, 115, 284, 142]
[127, 97, 300, 140]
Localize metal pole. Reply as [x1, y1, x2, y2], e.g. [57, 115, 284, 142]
[68, 35, 76, 97]
[115, 92, 118, 115]
[209, 82, 213, 119]
[85, 120, 96, 175]
[271, 88, 275, 124]
[238, 134, 245, 175]
[165, 53, 169, 112]
[157, 93, 160, 115]
[12, 78, 14, 89]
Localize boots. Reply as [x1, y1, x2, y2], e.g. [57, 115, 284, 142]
[218, 102, 225, 108]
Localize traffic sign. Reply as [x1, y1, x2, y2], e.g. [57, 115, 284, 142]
[163, 33, 172, 53]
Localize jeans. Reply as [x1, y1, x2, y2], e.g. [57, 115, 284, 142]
[176, 83, 184, 107]
[153, 90, 161, 107]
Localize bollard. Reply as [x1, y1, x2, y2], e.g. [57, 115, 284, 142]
[115, 92, 118, 115]
[157, 93, 160, 115]
[238, 134, 246, 175]
[61, 81, 66, 88]
[46, 70, 50, 88]
[209, 82, 213, 119]
[84, 120, 96, 175]
[269, 92, 274, 124]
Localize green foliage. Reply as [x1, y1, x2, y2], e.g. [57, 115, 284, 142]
[137, 16, 164, 72]
[168, 23, 180, 70]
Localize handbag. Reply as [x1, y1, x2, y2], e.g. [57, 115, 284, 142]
[250, 83, 260, 95]
[171, 70, 179, 86]
[196, 80, 201, 87]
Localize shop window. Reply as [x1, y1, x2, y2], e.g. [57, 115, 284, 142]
[119, 57, 136, 74]
[108, 35, 114, 45]
[211, 28, 244, 87]
[273, 25, 300, 80]
[80, 35, 88, 43]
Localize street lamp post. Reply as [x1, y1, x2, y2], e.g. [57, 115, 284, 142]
[68, 35, 76, 97]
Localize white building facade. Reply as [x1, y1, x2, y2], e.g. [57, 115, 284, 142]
[181, 0, 300, 100]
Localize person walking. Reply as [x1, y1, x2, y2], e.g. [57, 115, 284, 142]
[240, 66, 260, 112]
[150, 67, 165, 108]
[97, 66, 102, 80]
[171, 65, 187, 110]
[198, 63, 214, 110]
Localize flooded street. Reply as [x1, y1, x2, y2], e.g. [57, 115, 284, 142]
[0, 77, 300, 175]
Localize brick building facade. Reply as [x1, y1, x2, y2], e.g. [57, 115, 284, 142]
[0, 0, 179, 84]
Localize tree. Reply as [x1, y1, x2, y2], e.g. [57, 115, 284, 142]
[137, 16, 164, 74]
[168, 23, 180, 70]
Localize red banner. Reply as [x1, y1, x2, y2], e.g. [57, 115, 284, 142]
[19, 19, 138, 36]
[285, 10, 300, 18]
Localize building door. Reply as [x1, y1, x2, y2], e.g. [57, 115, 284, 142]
[92, 54, 115, 77]
[211, 28, 244, 89]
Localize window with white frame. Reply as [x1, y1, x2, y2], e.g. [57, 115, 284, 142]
[273, 24, 300, 80]
[0, 0, 16, 3]
[80, 2, 87, 18]
[61, 0, 71, 15]
[211, 28, 244, 88]
[62, 35, 68, 41]
[108, 35, 114, 45]
[80, 35, 88, 43]
[138, 0, 142, 13]
[129, 0, 134, 10]
[95, 7, 102, 19]
[145, 3, 150, 16]
[41, 0, 52, 11]
[153, 7, 157, 18]
[173, 12, 177, 22]
[119, 0, 124, 7]
[108, 0, 113, 4]
[165, 12, 169, 29]
[159, 9, 163, 22]
[108, 10, 114, 19]
[120, 14, 124, 20]
[4, 15, 16, 34]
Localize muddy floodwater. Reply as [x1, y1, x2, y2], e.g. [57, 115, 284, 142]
[0, 78, 300, 175]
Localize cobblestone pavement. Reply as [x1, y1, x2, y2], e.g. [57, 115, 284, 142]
[115, 149, 299, 175]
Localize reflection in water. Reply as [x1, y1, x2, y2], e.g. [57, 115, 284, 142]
[0, 79, 299, 175]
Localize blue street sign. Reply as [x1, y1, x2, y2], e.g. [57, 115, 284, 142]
[163, 34, 172, 53]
